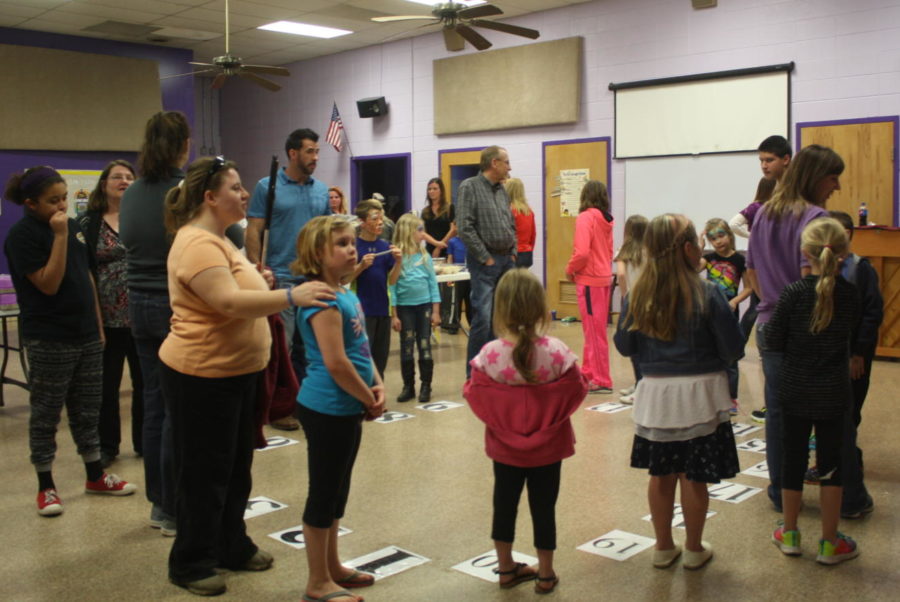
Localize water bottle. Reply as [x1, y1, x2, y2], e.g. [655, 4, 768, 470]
[858, 202, 868, 226]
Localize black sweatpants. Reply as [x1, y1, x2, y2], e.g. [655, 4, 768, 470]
[492, 460, 561, 550]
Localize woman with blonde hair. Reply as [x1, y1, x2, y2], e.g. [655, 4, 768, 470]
[328, 186, 349, 215]
[505, 178, 536, 268]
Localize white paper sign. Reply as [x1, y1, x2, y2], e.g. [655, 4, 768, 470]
[244, 496, 288, 519]
[452, 550, 538, 583]
[346, 546, 429, 580]
[730, 422, 762, 438]
[268, 525, 352, 550]
[736, 438, 767, 454]
[373, 411, 415, 424]
[707, 481, 763, 504]
[257, 436, 300, 450]
[642, 504, 716, 529]
[741, 460, 770, 479]
[585, 402, 631, 414]
[576, 530, 655, 561]
[417, 401, 464, 413]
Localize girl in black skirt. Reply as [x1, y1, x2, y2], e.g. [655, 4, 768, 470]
[614, 214, 744, 571]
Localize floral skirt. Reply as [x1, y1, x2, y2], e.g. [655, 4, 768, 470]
[630, 420, 740, 483]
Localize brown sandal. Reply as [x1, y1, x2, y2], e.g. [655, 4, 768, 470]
[535, 574, 559, 595]
[493, 562, 537, 589]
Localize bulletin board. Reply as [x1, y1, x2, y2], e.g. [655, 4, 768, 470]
[59, 170, 101, 218]
[543, 138, 610, 319]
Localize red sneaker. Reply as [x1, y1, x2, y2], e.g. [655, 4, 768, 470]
[85, 473, 137, 496]
[37, 488, 64, 516]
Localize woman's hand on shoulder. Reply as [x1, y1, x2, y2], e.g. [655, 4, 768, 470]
[291, 281, 336, 308]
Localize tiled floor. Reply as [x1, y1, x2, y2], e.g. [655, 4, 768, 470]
[1, 321, 898, 601]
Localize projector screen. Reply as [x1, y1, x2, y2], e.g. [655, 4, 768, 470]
[612, 64, 792, 159]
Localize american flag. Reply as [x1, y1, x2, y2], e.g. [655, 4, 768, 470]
[326, 102, 344, 152]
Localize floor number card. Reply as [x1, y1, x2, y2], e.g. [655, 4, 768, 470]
[642, 504, 716, 529]
[585, 402, 631, 414]
[345, 546, 429, 580]
[244, 496, 288, 519]
[736, 438, 767, 454]
[452, 550, 538, 583]
[707, 481, 763, 504]
[268, 525, 352, 550]
[577, 530, 655, 562]
[373, 411, 415, 424]
[731, 423, 762, 438]
[416, 401, 464, 413]
[741, 460, 770, 479]
[257, 436, 300, 450]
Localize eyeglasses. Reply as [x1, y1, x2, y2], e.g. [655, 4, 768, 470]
[202, 156, 226, 192]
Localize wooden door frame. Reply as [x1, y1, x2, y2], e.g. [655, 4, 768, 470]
[796, 116, 899, 226]
[541, 136, 612, 286]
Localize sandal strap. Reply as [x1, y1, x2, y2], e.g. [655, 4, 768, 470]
[493, 561, 527, 576]
[537, 574, 558, 582]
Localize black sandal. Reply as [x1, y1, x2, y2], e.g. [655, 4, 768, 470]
[535, 574, 559, 595]
[493, 562, 537, 589]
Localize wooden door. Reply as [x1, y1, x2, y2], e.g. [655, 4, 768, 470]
[439, 148, 483, 205]
[543, 139, 610, 319]
[798, 119, 896, 226]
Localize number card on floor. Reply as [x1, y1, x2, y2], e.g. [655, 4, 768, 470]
[268, 525, 352, 550]
[257, 436, 300, 451]
[642, 504, 716, 529]
[731, 423, 762, 438]
[736, 438, 767, 454]
[577, 530, 655, 561]
[585, 402, 631, 414]
[452, 550, 538, 583]
[741, 460, 769, 479]
[416, 401, 464, 413]
[373, 411, 415, 424]
[345, 546, 429, 580]
[244, 496, 288, 519]
[707, 481, 763, 504]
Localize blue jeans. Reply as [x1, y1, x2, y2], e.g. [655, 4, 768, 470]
[129, 289, 176, 517]
[757, 322, 784, 509]
[466, 254, 515, 376]
[396, 303, 433, 363]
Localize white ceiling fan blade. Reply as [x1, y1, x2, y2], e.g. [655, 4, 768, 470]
[372, 15, 437, 22]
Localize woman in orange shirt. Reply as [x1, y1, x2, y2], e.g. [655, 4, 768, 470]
[565, 180, 614, 394]
[506, 178, 536, 268]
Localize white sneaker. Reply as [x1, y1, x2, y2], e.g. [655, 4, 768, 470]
[619, 393, 635, 405]
[619, 384, 636, 396]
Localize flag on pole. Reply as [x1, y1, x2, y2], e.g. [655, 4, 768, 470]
[326, 102, 344, 152]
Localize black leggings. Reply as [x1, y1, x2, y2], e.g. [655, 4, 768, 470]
[782, 414, 843, 490]
[298, 404, 363, 528]
[492, 461, 561, 550]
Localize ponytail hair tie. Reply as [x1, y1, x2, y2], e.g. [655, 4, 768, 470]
[822, 244, 833, 250]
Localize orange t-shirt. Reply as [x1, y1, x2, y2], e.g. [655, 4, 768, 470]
[160, 226, 271, 378]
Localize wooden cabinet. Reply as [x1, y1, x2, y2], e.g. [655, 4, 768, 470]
[851, 227, 900, 358]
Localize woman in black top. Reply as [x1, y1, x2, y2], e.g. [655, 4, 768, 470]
[421, 177, 456, 258]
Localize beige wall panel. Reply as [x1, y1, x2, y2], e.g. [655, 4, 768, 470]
[433, 37, 582, 135]
[0, 44, 162, 151]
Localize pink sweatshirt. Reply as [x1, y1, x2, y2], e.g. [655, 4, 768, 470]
[566, 207, 614, 287]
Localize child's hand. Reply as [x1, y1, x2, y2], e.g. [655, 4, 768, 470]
[390, 245, 402, 262]
[391, 316, 401, 332]
[256, 263, 275, 289]
[367, 384, 386, 419]
[431, 311, 441, 327]
[49, 210, 68, 235]
[431, 247, 442, 258]
[291, 281, 336, 308]
[850, 355, 865, 380]
[359, 253, 375, 271]
[728, 297, 740, 312]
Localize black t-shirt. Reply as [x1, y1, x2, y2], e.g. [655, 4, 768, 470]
[703, 251, 746, 301]
[4, 214, 99, 342]
[423, 204, 456, 256]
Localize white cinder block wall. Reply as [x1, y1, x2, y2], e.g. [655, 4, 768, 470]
[218, 0, 900, 283]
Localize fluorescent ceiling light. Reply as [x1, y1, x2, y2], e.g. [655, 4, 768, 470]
[405, 0, 486, 6]
[258, 21, 352, 39]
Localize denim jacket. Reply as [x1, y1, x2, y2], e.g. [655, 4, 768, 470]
[614, 281, 745, 376]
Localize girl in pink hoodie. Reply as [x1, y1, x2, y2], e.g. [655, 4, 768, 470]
[465, 269, 588, 595]
[566, 180, 615, 393]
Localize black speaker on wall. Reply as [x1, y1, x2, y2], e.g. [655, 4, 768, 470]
[357, 96, 388, 118]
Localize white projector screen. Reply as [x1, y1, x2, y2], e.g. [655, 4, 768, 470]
[624, 153, 762, 251]
[612, 65, 792, 158]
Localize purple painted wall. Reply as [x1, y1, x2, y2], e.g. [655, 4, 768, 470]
[0, 27, 194, 273]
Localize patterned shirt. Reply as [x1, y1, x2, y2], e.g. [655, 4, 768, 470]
[95, 220, 130, 327]
[703, 251, 746, 302]
[471, 335, 578, 385]
[456, 173, 516, 264]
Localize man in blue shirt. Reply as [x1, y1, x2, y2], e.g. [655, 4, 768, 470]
[246, 128, 329, 429]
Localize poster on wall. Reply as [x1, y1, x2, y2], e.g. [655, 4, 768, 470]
[59, 170, 102, 218]
[557, 168, 589, 216]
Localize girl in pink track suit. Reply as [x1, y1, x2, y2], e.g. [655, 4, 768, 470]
[566, 180, 614, 393]
[465, 268, 589, 595]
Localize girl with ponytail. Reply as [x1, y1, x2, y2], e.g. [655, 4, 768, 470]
[464, 268, 588, 594]
[764, 217, 862, 565]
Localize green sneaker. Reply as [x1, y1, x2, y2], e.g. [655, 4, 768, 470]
[772, 524, 801, 556]
[816, 532, 859, 565]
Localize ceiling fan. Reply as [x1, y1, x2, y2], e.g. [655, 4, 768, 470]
[162, 0, 289, 91]
[372, 2, 540, 52]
